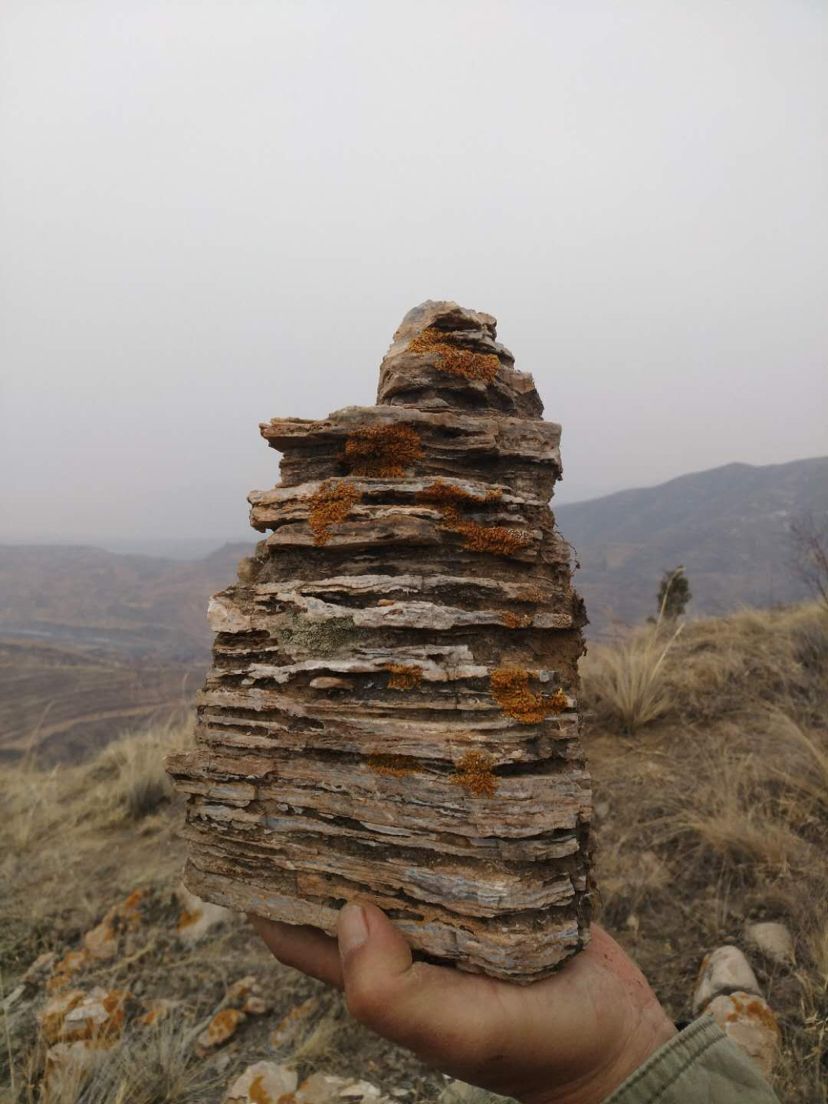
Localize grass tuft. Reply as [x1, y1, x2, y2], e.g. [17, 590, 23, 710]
[583, 621, 682, 733]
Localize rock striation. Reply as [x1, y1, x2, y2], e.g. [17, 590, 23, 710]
[167, 301, 592, 981]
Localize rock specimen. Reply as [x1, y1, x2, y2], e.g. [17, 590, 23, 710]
[167, 301, 592, 981]
[692, 945, 780, 1077]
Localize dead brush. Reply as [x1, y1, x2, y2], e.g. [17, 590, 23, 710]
[662, 603, 828, 722]
[660, 707, 825, 847]
[583, 620, 682, 733]
[659, 737, 806, 870]
[5, 1018, 222, 1104]
[88, 720, 188, 821]
[0, 722, 191, 973]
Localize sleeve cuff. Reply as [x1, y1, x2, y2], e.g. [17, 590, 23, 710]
[603, 1016, 780, 1104]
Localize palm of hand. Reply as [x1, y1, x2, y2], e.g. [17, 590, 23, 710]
[252, 905, 675, 1104]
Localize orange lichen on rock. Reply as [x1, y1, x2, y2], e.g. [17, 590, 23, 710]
[726, 995, 781, 1035]
[501, 611, 533, 628]
[197, 1006, 246, 1052]
[47, 949, 90, 993]
[452, 750, 498, 797]
[368, 754, 416, 778]
[453, 520, 531, 556]
[490, 668, 569, 723]
[414, 479, 527, 557]
[515, 584, 548, 604]
[307, 480, 360, 545]
[386, 663, 423, 689]
[343, 422, 422, 477]
[409, 328, 501, 383]
[270, 995, 321, 1050]
[416, 478, 502, 512]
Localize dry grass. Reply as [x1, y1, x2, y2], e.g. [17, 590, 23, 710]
[583, 620, 682, 732]
[0, 724, 442, 1104]
[2, 604, 825, 1102]
[585, 602, 828, 1102]
[3, 1019, 223, 1104]
[0, 721, 188, 973]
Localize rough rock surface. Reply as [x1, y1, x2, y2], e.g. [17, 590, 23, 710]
[704, 992, 780, 1078]
[168, 300, 592, 981]
[692, 945, 761, 1014]
[744, 921, 795, 965]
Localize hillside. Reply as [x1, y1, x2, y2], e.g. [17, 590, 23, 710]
[0, 543, 250, 761]
[556, 455, 828, 634]
[0, 542, 252, 661]
[0, 638, 201, 763]
[1, 604, 825, 1102]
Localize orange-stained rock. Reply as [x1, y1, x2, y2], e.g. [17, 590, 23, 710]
[224, 1061, 297, 1104]
[59, 987, 129, 1043]
[82, 920, 118, 961]
[47, 949, 90, 992]
[138, 998, 177, 1027]
[39, 986, 128, 1045]
[39, 989, 86, 1043]
[176, 884, 233, 944]
[227, 975, 272, 1016]
[168, 301, 592, 982]
[269, 995, 323, 1052]
[197, 1007, 247, 1052]
[705, 991, 780, 1077]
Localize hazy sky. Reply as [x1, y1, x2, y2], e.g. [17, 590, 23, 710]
[1, 0, 826, 549]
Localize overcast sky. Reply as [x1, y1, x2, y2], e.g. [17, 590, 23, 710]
[1, 0, 826, 551]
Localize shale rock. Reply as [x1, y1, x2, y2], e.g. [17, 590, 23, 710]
[168, 300, 592, 981]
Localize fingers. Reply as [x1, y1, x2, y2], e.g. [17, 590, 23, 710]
[248, 913, 343, 989]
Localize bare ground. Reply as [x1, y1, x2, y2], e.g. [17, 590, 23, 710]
[1, 604, 825, 1103]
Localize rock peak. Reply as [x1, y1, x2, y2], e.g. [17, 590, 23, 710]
[377, 300, 543, 418]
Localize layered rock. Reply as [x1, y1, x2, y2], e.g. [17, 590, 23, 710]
[167, 300, 592, 981]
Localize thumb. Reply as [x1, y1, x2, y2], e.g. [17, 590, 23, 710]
[337, 903, 413, 1023]
[336, 902, 443, 1045]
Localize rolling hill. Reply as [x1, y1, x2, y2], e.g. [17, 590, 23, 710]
[0, 543, 251, 760]
[1, 455, 825, 756]
[0, 541, 252, 661]
[556, 455, 828, 633]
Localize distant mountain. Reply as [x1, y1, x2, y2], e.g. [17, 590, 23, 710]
[0, 541, 252, 661]
[2, 456, 825, 757]
[556, 456, 828, 634]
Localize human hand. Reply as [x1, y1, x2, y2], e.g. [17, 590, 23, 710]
[251, 904, 676, 1104]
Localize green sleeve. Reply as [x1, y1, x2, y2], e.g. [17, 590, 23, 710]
[605, 1017, 781, 1104]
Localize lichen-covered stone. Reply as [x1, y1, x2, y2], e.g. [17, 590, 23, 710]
[168, 300, 592, 982]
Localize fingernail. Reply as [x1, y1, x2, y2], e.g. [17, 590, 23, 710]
[338, 902, 368, 956]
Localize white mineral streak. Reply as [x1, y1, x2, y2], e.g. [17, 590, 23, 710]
[168, 300, 592, 982]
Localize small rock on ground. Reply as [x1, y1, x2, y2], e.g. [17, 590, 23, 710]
[224, 1061, 297, 1103]
[704, 991, 780, 1078]
[744, 921, 795, 965]
[692, 946, 761, 1013]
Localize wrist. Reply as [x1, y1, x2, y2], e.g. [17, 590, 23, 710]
[520, 1006, 677, 1104]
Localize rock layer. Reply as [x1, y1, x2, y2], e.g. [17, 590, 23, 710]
[167, 300, 592, 981]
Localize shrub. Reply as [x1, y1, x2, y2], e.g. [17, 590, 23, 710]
[583, 622, 682, 733]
